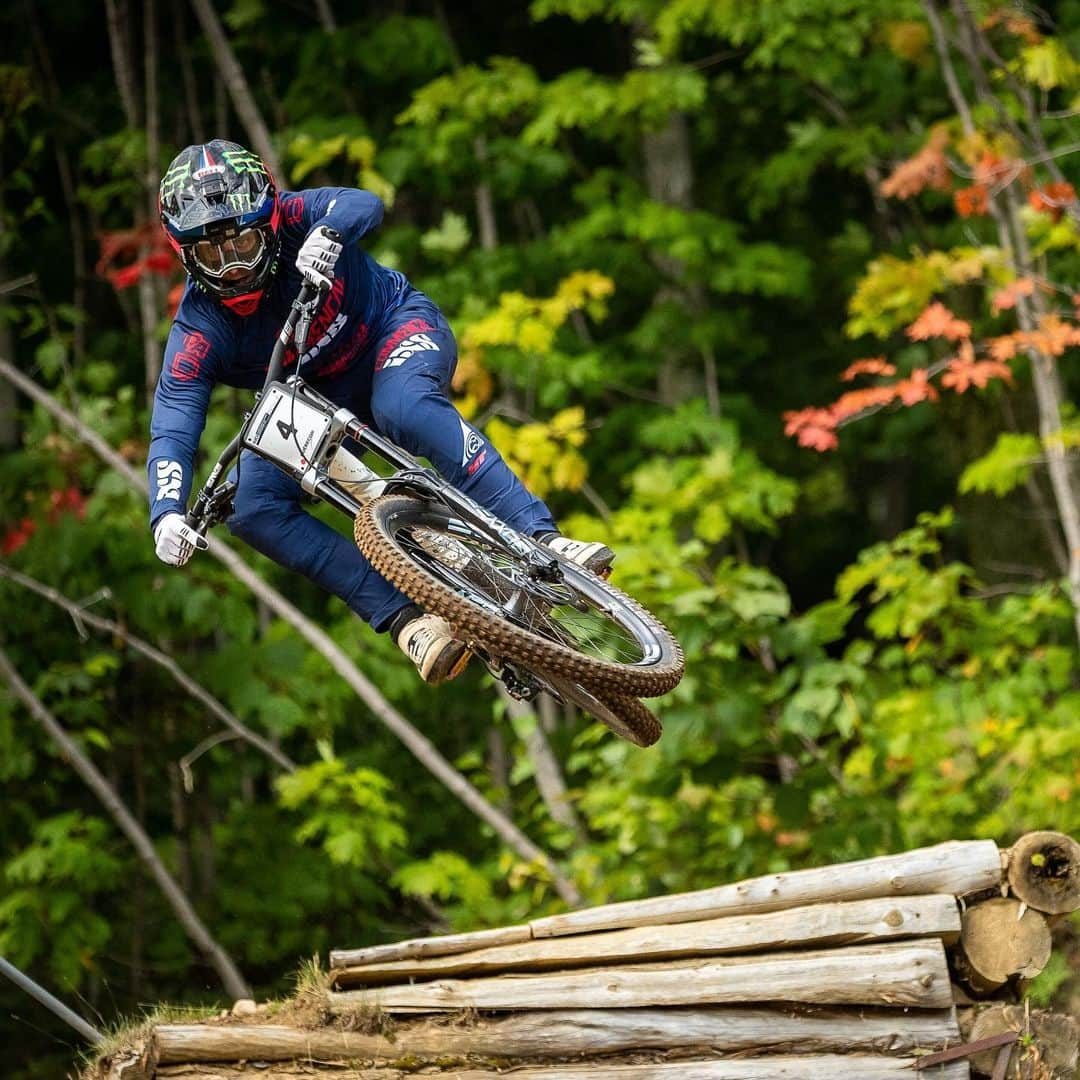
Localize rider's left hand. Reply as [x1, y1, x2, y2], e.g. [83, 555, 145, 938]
[296, 225, 343, 290]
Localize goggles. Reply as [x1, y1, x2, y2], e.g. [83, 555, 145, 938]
[188, 227, 266, 279]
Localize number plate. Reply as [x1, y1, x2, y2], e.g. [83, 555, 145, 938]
[243, 383, 334, 472]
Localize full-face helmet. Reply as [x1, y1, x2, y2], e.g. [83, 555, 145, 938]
[159, 140, 280, 315]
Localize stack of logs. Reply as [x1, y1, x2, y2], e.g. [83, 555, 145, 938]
[95, 832, 1080, 1080]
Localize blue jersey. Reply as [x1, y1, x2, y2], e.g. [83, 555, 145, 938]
[147, 187, 409, 526]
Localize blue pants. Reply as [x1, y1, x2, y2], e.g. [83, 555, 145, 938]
[226, 297, 556, 630]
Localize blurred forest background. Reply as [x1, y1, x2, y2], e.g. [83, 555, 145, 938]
[2, 1, 1079, 1075]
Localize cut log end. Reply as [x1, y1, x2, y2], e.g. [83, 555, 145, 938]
[967, 1004, 1080, 1078]
[955, 898, 1052, 996]
[1007, 831, 1080, 915]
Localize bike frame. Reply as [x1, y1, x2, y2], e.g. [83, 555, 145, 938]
[185, 281, 545, 574]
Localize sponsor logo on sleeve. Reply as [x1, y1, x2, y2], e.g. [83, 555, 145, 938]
[283, 195, 304, 226]
[459, 418, 488, 475]
[171, 331, 211, 381]
[155, 460, 184, 503]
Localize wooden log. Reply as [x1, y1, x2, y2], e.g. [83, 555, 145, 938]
[953, 898, 1052, 995]
[332, 894, 960, 987]
[154, 1056, 971, 1079]
[965, 1004, 1079, 1078]
[529, 840, 1001, 938]
[152, 1007, 961, 1064]
[1006, 831, 1080, 915]
[330, 924, 531, 969]
[330, 940, 953, 1012]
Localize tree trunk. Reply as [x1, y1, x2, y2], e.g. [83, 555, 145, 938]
[330, 894, 960, 987]
[529, 839, 1001, 938]
[172, 1, 206, 144]
[313, 0, 337, 32]
[150, 1007, 962, 1064]
[330, 940, 954, 1011]
[0, 359, 580, 907]
[0, 646, 250, 999]
[330, 924, 532, 969]
[499, 686, 585, 839]
[0, 252, 16, 448]
[188, 0, 282, 177]
[104, 0, 141, 126]
[151, 1059, 969, 1080]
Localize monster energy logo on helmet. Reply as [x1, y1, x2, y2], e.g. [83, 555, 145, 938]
[160, 159, 192, 199]
[221, 147, 268, 177]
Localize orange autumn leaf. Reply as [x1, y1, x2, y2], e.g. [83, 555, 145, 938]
[1029, 182, 1077, 222]
[783, 408, 839, 452]
[954, 184, 990, 217]
[983, 8, 1042, 45]
[987, 333, 1022, 362]
[880, 127, 951, 199]
[1025, 314, 1080, 356]
[941, 357, 1014, 392]
[990, 277, 1035, 314]
[841, 357, 898, 381]
[831, 385, 900, 421]
[895, 368, 939, 405]
[906, 302, 972, 342]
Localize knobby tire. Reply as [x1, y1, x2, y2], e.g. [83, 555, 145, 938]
[354, 495, 683, 701]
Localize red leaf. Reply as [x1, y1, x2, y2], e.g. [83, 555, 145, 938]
[841, 357, 897, 381]
[783, 408, 839, 452]
[954, 184, 990, 217]
[881, 126, 951, 200]
[941, 357, 1014, 393]
[907, 302, 972, 342]
[1029, 182, 1076, 222]
[990, 277, 1035, 314]
[895, 367, 939, 405]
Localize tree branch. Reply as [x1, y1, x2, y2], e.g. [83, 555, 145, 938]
[188, 0, 283, 177]
[0, 645, 250, 999]
[0, 561, 296, 775]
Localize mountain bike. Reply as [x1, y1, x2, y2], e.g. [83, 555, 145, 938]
[184, 278, 684, 746]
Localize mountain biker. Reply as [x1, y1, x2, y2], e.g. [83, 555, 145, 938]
[149, 139, 612, 683]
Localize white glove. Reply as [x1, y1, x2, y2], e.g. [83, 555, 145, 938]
[153, 513, 208, 567]
[296, 225, 343, 290]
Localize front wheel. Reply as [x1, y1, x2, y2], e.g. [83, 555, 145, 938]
[354, 495, 684, 699]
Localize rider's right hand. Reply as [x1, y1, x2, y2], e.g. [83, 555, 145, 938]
[153, 512, 208, 566]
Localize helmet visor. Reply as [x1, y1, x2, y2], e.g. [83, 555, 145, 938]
[189, 227, 266, 282]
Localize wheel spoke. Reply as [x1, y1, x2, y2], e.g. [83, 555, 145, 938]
[394, 523, 646, 665]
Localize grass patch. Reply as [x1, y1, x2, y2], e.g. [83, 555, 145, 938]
[80, 1002, 219, 1077]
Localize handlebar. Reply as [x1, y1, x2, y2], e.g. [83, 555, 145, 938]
[185, 238, 342, 532]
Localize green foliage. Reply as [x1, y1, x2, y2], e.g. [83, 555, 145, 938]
[275, 749, 407, 870]
[959, 432, 1041, 496]
[5, 5, 1080, 1074]
[0, 813, 120, 989]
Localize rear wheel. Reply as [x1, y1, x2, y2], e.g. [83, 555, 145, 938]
[543, 677, 662, 748]
[355, 495, 683, 699]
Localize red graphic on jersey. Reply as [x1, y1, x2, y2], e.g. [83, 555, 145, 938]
[374, 318, 436, 371]
[281, 277, 347, 369]
[283, 195, 304, 226]
[319, 320, 371, 378]
[171, 330, 211, 381]
[466, 450, 488, 476]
